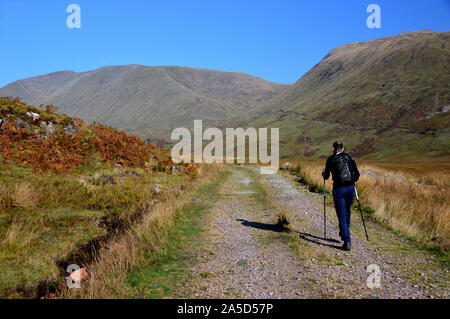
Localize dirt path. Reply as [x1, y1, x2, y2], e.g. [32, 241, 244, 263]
[176, 166, 449, 299]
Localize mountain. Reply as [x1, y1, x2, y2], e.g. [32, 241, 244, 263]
[0, 65, 288, 145]
[240, 30, 450, 160]
[1, 31, 449, 161]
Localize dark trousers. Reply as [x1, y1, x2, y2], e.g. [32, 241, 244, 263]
[332, 185, 355, 243]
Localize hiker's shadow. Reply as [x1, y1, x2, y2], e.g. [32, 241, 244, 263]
[236, 219, 287, 233]
[236, 219, 343, 250]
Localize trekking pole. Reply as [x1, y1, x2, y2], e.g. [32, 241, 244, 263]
[323, 179, 327, 239]
[354, 187, 369, 241]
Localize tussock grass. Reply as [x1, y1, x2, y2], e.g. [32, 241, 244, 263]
[277, 212, 291, 228]
[3, 219, 39, 250]
[284, 159, 449, 251]
[12, 182, 42, 209]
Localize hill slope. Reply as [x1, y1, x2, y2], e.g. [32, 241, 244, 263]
[243, 30, 450, 160]
[0, 97, 197, 297]
[0, 65, 288, 145]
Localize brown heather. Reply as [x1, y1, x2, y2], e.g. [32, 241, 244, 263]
[0, 97, 186, 173]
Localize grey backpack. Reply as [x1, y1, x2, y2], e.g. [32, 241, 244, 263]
[334, 153, 353, 184]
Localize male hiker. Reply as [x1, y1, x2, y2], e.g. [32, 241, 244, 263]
[322, 141, 360, 251]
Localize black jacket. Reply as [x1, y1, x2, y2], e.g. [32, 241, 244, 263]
[324, 152, 360, 188]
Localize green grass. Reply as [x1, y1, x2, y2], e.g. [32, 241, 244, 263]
[126, 206, 202, 298]
[125, 170, 228, 298]
[0, 160, 191, 298]
[243, 167, 275, 211]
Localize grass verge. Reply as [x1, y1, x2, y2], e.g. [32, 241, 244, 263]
[63, 165, 226, 298]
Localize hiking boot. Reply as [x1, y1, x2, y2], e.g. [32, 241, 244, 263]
[343, 242, 351, 251]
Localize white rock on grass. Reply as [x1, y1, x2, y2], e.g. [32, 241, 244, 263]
[26, 111, 40, 121]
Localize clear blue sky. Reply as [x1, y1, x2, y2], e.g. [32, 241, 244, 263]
[0, 0, 449, 87]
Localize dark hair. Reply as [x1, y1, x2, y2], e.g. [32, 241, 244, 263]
[333, 141, 344, 152]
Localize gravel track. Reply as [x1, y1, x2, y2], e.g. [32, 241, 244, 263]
[178, 167, 449, 299]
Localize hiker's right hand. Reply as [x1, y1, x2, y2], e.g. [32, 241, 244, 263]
[322, 170, 326, 179]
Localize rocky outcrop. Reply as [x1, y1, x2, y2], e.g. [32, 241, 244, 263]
[97, 176, 117, 185]
[15, 118, 31, 130]
[63, 123, 78, 134]
[40, 121, 57, 135]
